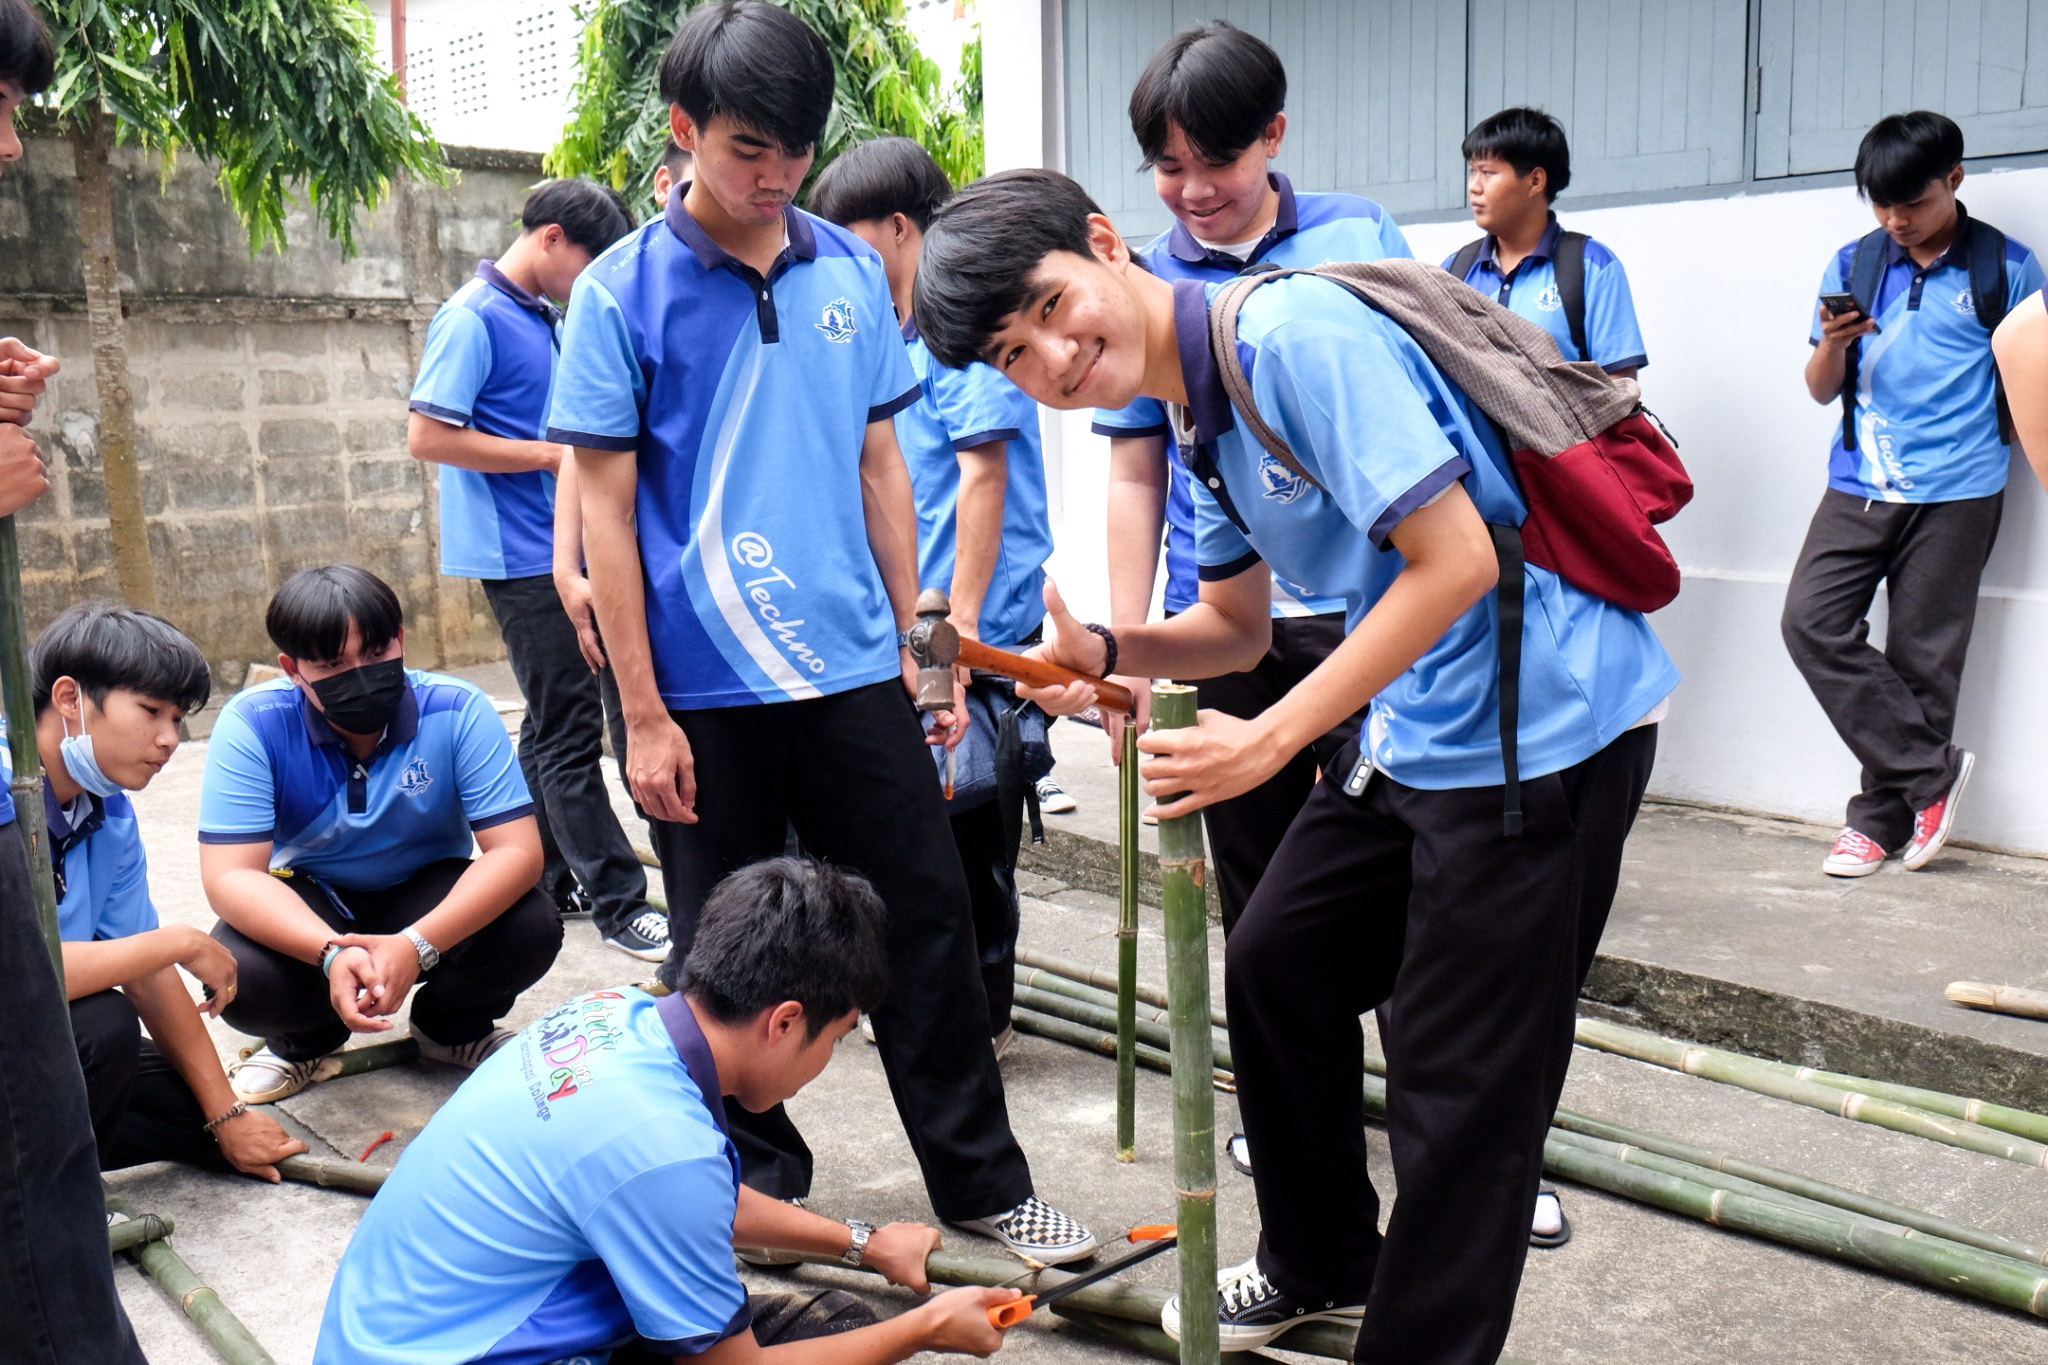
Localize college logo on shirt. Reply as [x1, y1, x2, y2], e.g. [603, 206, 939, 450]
[1257, 451, 1310, 504]
[1953, 287, 1977, 315]
[398, 758, 433, 797]
[815, 297, 858, 342]
[1535, 284, 1563, 312]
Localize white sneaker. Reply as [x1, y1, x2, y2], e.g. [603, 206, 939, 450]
[228, 1048, 329, 1104]
[952, 1195, 1097, 1265]
[413, 1025, 517, 1070]
[1034, 776, 1077, 814]
[604, 908, 673, 963]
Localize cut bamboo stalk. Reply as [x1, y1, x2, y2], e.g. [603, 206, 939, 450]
[1771, 1065, 2048, 1148]
[1016, 947, 1229, 1029]
[633, 843, 660, 869]
[105, 1192, 278, 1363]
[1012, 1007, 1178, 1076]
[1118, 720, 1140, 1163]
[1052, 1305, 1179, 1361]
[277, 1155, 390, 1194]
[1014, 969, 1235, 1061]
[1012, 985, 1235, 1072]
[320, 1037, 420, 1079]
[1152, 683, 1219, 1365]
[1575, 1017, 2048, 1170]
[0, 517, 62, 980]
[106, 1210, 175, 1253]
[1948, 981, 2048, 1022]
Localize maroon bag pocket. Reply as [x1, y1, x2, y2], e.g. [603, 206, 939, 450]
[1511, 412, 1690, 613]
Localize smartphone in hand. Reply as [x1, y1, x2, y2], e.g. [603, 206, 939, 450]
[1820, 291, 1879, 331]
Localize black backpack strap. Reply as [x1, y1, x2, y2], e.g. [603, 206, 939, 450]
[1554, 231, 1590, 363]
[1448, 237, 1486, 285]
[1841, 229, 1889, 453]
[1488, 523, 1525, 837]
[1964, 215, 2016, 443]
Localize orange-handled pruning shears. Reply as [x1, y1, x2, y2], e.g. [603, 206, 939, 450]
[986, 1225, 1179, 1329]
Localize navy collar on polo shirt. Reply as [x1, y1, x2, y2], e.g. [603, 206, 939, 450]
[1475, 211, 1562, 274]
[1167, 172, 1301, 268]
[43, 778, 104, 901]
[900, 311, 919, 343]
[1883, 202, 1975, 274]
[664, 184, 819, 343]
[476, 259, 563, 330]
[656, 991, 730, 1136]
[299, 676, 421, 756]
[1172, 277, 1234, 445]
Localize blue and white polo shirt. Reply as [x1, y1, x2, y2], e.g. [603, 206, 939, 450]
[410, 261, 563, 580]
[0, 727, 157, 938]
[316, 989, 749, 1364]
[899, 319, 1053, 649]
[196, 672, 533, 891]
[1442, 213, 1649, 373]
[546, 194, 919, 709]
[1091, 173, 1413, 618]
[1809, 217, 2043, 502]
[1176, 275, 1677, 789]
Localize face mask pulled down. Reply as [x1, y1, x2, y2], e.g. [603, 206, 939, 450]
[310, 658, 407, 736]
[59, 701, 123, 799]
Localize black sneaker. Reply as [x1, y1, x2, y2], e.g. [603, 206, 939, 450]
[1161, 1262, 1365, 1352]
[558, 886, 595, 918]
[603, 908, 672, 963]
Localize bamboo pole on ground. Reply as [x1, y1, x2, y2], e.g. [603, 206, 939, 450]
[1011, 1007, 1179, 1077]
[106, 1210, 175, 1253]
[1762, 1065, 2048, 1148]
[1151, 683, 1219, 1365]
[1017, 946, 1229, 1029]
[0, 517, 62, 979]
[1012, 984, 1234, 1072]
[1017, 964, 1172, 1023]
[1117, 721, 1140, 1163]
[105, 1193, 278, 1364]
[1947, 981, 2048, 1022]
[278, 1155, 390, 1194]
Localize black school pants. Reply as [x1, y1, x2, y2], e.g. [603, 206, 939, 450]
[647, 680, 1033, 1223]
[484, 574, 651, 938]
[1182, 611, 1364, 932]
[71, 989, 223, 1172]
[1228, 727, 1656, 1365]
[212, 857, 563, 1062]
[1781, 488, 2002, 851]
[0, 823, 148, 1364]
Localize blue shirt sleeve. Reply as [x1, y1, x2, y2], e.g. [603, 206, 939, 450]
[546, 274, 644, 451]
[931, 361, 1035, 450]
[2007, 246, 2045, 315]
[409, 305, 493, 427]
[1092, 396, 1171, 438]
[1191, 478, 1260, 580]
[1584, 249, 1649, 373]
[96, 808, 159, 940]
[197, 704, 279, 844]
[579, 1159, 749, 1353]
[1810, 250, 1851, 344]
[859, 264, 919, 422]
[453, 687, 533, 830]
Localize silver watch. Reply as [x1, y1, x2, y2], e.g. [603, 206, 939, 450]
[402, 926, 440, 972]
[841, 1219, 874, 1267]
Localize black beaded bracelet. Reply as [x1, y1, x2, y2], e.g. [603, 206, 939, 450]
[1083, 622, 1118, 678]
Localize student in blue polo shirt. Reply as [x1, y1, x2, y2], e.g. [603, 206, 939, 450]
[547, 1, 1093, 1264]
[16, 605, 308, 1181]
[808, 136, 1057, 1045]
[1786, 111, 2042, 879]
[199, 565, 563, 1105]
[1446, 107, 1648, 378]
[409, 178, 669, 963]
[916, 169, 1677, 1361]
[317, 858, 1019, 1365]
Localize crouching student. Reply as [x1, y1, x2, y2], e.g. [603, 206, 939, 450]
[200, 564, 563, 1104]
[315, 857, 1019, 1364]
[915, 172, 1676, 1362]
[21, 604, 306, 1178]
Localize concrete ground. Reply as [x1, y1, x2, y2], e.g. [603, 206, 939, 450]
[108, 671, 2048, 1362]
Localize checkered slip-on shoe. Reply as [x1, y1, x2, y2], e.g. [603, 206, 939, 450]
[952, 1195, 1098, 1265]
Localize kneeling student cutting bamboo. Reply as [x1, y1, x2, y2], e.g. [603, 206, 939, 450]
[914, 171, 1677, 1362]
[316, 857, 1019, 1364]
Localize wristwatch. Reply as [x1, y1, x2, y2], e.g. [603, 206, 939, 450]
[842, 1219, 874, 1268]
[402, 926, 441, 972]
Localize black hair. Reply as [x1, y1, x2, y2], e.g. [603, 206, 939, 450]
[671, 857, 889, 1034]
[521, 177, 636, 256]
[265, 564, 404, 664]
[914, 169, 1104, 370]
[31, 603, 212, 716]
[0, 0, 55, 93]
[1461, 107, 1572, 200]
[806, 136, 952, 230]
[1129, 22, 1286, 168]
[1855, 111, 1965, 206]
[658, 1, 834, 157]
[659, 137, 692, 180]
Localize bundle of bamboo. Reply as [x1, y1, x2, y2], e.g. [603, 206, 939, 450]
[105, 1191, 276, 1364]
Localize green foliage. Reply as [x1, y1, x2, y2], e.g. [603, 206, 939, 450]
[548, 0, 982, 207]
[40, 0, 447, 255]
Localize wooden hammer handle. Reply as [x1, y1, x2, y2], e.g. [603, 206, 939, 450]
[957, 639, 1136, 715]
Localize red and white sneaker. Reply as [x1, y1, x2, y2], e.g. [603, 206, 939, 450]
[1821, 827, 1887, 878]
[1902, 751, 1976, 871]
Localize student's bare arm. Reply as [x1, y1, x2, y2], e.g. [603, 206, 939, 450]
[1994, 291, 2048, 493]
[62, 926, 234, 1005]
[733, 1187, 944, 1293]
[551, 453, 607, 671]
[682, 1284, 1017, 1365]
[408, 411, 565, 474]
[948, 439, 1009, 638]
[1103, 434, 1170, 749]
[1804, 307, 1880, 404]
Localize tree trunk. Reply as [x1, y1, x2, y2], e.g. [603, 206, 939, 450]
[72, 107, 156, 610]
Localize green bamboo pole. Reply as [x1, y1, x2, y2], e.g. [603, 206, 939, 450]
[106, 1210, 175, 1253]
[1152, 683, 1218, 1365]
[1117, 721, 1141, 1163]
[105, 1192, 278, 1364]
[278, 1155, 390, 1194]
[0, 518, 61, 980]
[1013, 984, 1234, 1072]
[1015, 968, 1235, 1061]
[1052, 1305, 1181, 1361]
[322, 1036, 420, 1078]
[1947, 981, 2048, 1021]
[1016, 946, 1228, 1028]
[1576, 1017, 2048, 1170]
[1012, 1006, 1179, 1076]
[1786, 1065, 2048, 1145]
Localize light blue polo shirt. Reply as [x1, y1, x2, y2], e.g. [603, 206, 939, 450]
[316, 989, 749, 1365]
[1809, 215, 2042, 502]
[196, 672, 533, 891]
[1176, 276, 1677, 790]
[1092, 174, 1413, 618]
[899, 321, 1053, 649]
[0, 740, 160, 941]
[410, 262, 562, 580]
[1442, 214, 1648, 372]
[546, 194, 919, 709]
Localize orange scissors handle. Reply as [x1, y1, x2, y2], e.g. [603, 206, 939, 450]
[987, 1294, 1038, 1329]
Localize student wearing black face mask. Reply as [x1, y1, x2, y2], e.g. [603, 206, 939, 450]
[196, 565, 564, 1105]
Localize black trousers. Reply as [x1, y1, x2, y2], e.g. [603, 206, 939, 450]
[1184, 612, 1364, 932]
[648, 680, 1033, 1222]
[483, 574, 651, 938]
[71, 989, 223, 1172]
[953, 796, 1018, 1037]
[213, 857, 563, 1062]
[609, 1288, 875, 1360]
[1781, 488, 2002, 851]
[0, 823, 147, 1364]
[1227, 728, 1656, 1365]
